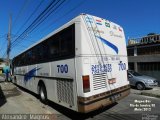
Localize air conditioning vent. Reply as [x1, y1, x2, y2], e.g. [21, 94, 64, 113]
[93, 73, 107, 90]
[57, 79, 74, 106]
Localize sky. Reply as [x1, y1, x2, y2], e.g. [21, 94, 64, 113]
[0, 0, 160, 58]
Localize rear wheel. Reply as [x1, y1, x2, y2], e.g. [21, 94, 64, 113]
[39, 84, 47, 104]
[136, 83, 145, 90]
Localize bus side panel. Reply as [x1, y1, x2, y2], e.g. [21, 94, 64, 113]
[53, 59, 77, 110]
[25, 65, 38, 92]
[36, 59, 78, 111]
[14, 66, 28, 88]
[36, 62, 60, 103]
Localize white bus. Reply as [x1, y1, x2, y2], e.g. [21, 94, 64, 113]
[12, 13, 130, 113]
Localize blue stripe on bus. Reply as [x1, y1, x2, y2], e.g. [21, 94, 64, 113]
[97, 36, 118, 54]
[24, 67, 41, 84]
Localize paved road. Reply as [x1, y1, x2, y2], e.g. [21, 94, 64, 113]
[0, 80, 160, 120]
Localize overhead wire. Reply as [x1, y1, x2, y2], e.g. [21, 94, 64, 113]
[3, 0, 86, 58]
[11, 0, 55, 45]
[39, 0, 86, 34]
[10, 0, 86, 58]
[10, 0, 55, 50]
[2, 0, 30, 58]
[14, 0, 45, 36]
[11, 0, 65, 49]
[12, 0, 30, 28]
[27, 0, 66, 35]
[1, 34, 16, 58]
[0, 34, 7, 57]
[19, 0, 85, 48]
[2, 49, 7, 58]
[10, 0, 45, 55]
[11, 0, 87, 58]
[11, 0, 56, 45]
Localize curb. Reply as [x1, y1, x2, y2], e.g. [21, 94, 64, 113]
[131, 88, 160, 99]
[140, 92, 160, 98]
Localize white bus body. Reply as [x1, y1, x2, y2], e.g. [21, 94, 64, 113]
[13, 14, 130, 113]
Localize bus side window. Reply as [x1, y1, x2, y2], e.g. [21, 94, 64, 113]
[50, 40, 59, 55]
[49, 35, 60, 59]
[60, 25, 74, 56]
[37, 41, 50, 62]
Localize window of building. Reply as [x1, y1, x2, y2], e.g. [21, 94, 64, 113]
[127, 48, 134, 56]
[137, 45, 160, 55]
[138, 62, 160, 71]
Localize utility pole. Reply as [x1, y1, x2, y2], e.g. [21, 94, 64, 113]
[7, 14, 11, 66]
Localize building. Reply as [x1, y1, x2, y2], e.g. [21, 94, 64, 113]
[127, 33, 160, 84]
[0, 62, 5, 74]
[0, 58, 10, 74]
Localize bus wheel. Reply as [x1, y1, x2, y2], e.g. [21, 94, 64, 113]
[39, 84, 47, 104]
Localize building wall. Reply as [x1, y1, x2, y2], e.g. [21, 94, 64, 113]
[127, 35, 160, 85]
[137, 62, 160, 85]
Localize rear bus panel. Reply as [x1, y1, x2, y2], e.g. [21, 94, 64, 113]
[75, 14, 130, 113]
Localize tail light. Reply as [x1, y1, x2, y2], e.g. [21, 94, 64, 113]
[82, 75, 90, 93]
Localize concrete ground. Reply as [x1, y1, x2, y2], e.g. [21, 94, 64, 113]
[131, 86, 160, 98]
[0, 76, 160, 120]
[0, 77, 59, 120]
[0, 82, 57, 114]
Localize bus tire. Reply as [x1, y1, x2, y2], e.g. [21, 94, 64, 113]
[39, 84, 47, 104]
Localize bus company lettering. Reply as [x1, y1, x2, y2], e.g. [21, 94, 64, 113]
[110, 31, 122, 38]
[40, 72, 49, 76]
[17, 69, 26, 74]
[88, 27, 104, 34]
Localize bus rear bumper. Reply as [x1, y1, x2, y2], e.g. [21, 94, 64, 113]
[77, 85, 130, 113]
